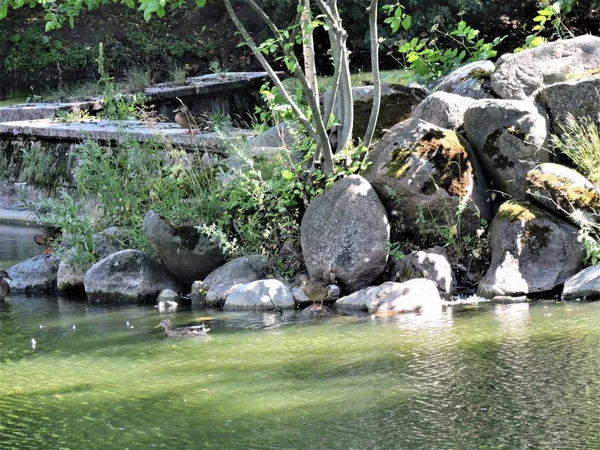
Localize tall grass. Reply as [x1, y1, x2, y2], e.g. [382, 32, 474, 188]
[552, 114, 600, 185]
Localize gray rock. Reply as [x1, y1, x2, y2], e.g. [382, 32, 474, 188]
[364, 118, 490, 237]
[526, 163, 600, 226]
[343, 83, 428, 140]
[391, 247, 455, 294]
[491, 35, 600, 100]
[410, 92, 476, 131]
[156, 289, 181, 302]
[300, 175, 390, 294]
[223, 279, 295, 310]
[431, 60, 496, 99]
[463, 99, 550, 199]
[535, 76, 600, 133]
[84, 249, 185, 302]
[206, 282, 244, 308]
[7, 255, 60, 292]
[299, 304, 335, 318]
[562, 264, 600, 300]
[143, 210, 225, 285]
[57, 259, 86, 293]
[476, 201, 584, 298]
[202, 255, 268, 308]
[204, 255, 268, 287]
[335, 279, 442, 314]
[93, 227, 131, 260]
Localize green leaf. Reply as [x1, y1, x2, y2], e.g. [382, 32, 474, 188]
[281, 170, 294, 180]
[195, 0, 206, 7]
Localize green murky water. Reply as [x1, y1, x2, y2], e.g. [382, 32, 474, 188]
[1, 225, 599, 449]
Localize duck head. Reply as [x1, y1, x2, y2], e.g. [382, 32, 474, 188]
[0, 270, 12, 281]
[156, 319, 173, 331]
[173, 105, 189, 114]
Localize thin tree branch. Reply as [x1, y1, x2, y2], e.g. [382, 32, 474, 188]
[363, 0, 381, 148]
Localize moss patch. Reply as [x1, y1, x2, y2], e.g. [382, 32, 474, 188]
[385, 129, 474, 197]
[415, 130, 473, 197]
[527, 171, 600, 212]
[385, 146, 413, 178]
[497, 201, 539, 222]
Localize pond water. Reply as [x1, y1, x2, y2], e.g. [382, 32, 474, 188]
[0, 92, 29, 108]
[0, 224, 599, 449]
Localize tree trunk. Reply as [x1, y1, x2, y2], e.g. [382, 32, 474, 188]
[363, 0, 381, 148]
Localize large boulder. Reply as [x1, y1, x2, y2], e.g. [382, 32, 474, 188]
[526, 163, 600, 226]
[300, 175, 390, 294]
[93, 227, 131, 260]
[7, 255, 59, 292]
[325, 84, 428, 141]
[410, 91, 476, 131]
[463, 99, 550, 200]
[143, 210, 225, 285]
[223, 279, 295, 310]
[491, 35, 600, 100]
[431, 60, 496, 99]
[477, 201, 584, 298]
[203, 255, 268, 308]
[84, 249, 185, 302]
[335, 279, 442, 314]
[363, 118, 490, 236]
[534, 75, 600, 133]
[562, 264, 600, 300]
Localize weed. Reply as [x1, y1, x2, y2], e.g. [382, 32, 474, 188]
[552, 114, 600, 185]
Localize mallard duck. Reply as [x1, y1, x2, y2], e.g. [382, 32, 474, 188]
[173, 104, 210, 134]
[156, 319, 211, 338]
[0, 270, 12, 301]
[34, 226, 62, 255]
[300, 274, 330, 311]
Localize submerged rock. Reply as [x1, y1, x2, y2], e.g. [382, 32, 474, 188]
[57, 259, 86, 293]
[301, 175, 390, 294]
[477, 201, 584, 298]
[299, 305, 335, 318]
[223, 279, 295, 310]
[84, 249, 185, 303]
[8, 255, 60, 293]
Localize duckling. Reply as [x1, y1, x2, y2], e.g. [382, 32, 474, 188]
[34, 226, 62, 255]
[156, 319, 210, 338]
[0, 270, 12, 301]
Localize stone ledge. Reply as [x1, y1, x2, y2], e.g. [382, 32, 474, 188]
[0, 119, 254, 152]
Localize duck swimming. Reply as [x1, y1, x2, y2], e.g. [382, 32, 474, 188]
[156, 319, 210, 338]
[0, 270, 12, 301]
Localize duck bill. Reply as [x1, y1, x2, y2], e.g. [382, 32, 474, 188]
[155, 323, 163, 328]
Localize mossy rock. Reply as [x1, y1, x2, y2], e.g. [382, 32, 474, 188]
[364, 118, 490, 238]
[526, 163, 600, 226]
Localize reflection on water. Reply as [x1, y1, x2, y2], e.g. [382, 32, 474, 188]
[0, 224, 44, 269]
[0, 225, 599, 449]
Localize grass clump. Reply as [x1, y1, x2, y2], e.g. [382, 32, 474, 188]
[552, 114, 600, 185]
